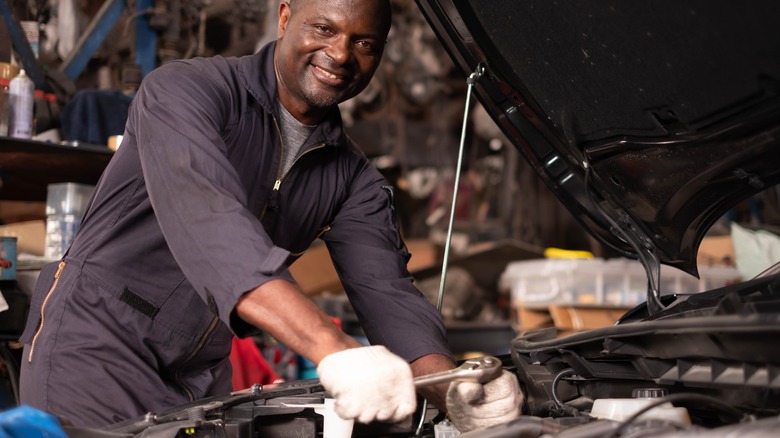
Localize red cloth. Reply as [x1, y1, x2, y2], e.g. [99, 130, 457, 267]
[229, 337, 281, 390]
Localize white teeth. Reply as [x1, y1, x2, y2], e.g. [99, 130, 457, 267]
[317, 66, 339, 79]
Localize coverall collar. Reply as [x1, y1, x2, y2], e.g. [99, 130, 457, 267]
[238, 40, 347, 150]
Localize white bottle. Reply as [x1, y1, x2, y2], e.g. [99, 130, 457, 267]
[8, 69, 35, 139]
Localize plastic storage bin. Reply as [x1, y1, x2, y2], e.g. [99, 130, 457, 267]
[44, 183, 95, 260]
[499, 257, 741, 308]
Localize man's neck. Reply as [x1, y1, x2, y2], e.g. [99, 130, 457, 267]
[278, 97, 328, 126]
[273, 58, 329, 125]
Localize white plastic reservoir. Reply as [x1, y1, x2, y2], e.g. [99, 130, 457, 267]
[590, 388, 691, 424]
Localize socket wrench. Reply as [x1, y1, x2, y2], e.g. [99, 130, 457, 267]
[414, 356, 503, 389]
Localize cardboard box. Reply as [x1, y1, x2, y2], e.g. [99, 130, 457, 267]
[0, 220, 45, 256]
[697, 235, 736, 267]
[289, 243, 341, 296]
[514, 305, 555, 332]
[514, 304, 631, 333]
[290, 239, 441, 296]
[548, 305, 630, 331]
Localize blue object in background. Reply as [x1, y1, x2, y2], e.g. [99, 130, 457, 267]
[0, 405, 67, 438]
[297, 355, 318, 380]
[60, 89, 133, 147]
[297, 336, 370, 380]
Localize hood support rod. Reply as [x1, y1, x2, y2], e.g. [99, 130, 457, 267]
[434, 63, 485, 313]
[416, 63, 485, 436]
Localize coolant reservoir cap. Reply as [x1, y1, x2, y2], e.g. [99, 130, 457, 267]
[632, 388, 669, 398]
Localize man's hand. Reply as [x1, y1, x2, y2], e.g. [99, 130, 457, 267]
[445, 370, 523, 433]
[317, 345, 416, 424]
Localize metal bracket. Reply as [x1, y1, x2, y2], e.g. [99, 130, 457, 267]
[59, 0, 127, 81]
[59, 0, 157, 82]
[466, 62, 485, 85]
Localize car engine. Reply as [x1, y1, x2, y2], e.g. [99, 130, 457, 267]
[57, 267, 772, 438]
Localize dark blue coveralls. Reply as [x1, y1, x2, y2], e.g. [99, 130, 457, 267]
[19, 41, 450, 427]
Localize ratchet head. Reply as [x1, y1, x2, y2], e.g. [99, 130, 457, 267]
[459, 356, 504, 383]
[414, 356, 503, 389]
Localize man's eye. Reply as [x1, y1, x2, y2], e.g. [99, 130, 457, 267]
[356, 40, 379, 53]
[315, 25, 332, 35]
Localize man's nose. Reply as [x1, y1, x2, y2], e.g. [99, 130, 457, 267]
[326, 35, 352, 65]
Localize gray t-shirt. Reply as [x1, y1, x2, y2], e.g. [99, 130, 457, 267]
[277, 101, 316, 177]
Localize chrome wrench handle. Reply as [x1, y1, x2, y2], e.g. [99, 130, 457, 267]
[414, 356, 503, 389]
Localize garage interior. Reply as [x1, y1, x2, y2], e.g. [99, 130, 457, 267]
[1, 0, 778, 437]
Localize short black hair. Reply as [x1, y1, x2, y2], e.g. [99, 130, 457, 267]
[287, 0, 392, 31]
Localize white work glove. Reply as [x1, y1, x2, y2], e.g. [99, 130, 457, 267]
[316, 345, 416, 424]
[446, 369, 523, 433]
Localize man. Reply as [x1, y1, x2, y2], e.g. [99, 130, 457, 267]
[19, 0, 521, 431]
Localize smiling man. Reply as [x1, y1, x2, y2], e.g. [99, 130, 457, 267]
[19, 0, 521, 430]
[275, 0, 387, 120]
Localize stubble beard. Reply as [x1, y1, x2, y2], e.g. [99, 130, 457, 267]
[301, 55, 361, 110]
[300, 85, 341, 110]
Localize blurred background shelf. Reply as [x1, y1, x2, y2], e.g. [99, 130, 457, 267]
[0, 136, 112, 202]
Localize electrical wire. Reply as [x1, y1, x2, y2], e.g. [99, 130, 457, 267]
[608, 393, 744, 438]
[551, 368, 576, 408]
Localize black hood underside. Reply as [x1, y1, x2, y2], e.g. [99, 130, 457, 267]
[415, 0, 780, 275]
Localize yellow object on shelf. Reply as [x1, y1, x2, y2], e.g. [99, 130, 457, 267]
[0, 63, 20, 81]
[544, 247, 594, 259]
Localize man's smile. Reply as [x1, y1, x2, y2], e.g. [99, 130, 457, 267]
[312, 64, 349, 86]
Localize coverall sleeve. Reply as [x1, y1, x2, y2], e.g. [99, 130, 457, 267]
[127, 60, 291, 335]
[322, 162, 452, 363]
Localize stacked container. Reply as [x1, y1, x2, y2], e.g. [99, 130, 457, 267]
[44, 183, 95, 260]
[499, 257, 742, 308]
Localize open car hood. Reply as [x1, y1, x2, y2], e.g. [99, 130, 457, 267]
[415, 0, 780, 276]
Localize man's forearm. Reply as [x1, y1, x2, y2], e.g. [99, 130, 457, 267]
[411, 353, 457, 412]
[235, 280, 456, 410]
[235, 279, 362, 364]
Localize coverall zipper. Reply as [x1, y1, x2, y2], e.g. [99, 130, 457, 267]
[264, 142, 327, 231]
[260, 116, 326, 219]
[28, 261, 66, 363]
[286, 143, 327, 175]
[260, 117, 285, 220]
[173, 314, 220, 401]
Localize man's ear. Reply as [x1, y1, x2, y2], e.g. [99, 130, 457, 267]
[278, 2, 292, 38]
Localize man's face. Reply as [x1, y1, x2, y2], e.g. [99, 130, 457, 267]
[274, 0, 391, 122]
